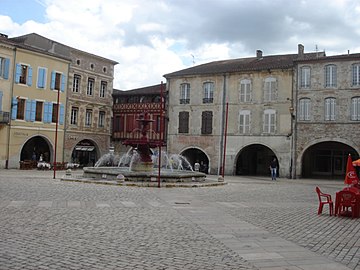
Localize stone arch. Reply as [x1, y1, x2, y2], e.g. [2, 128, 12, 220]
[71, 139, 99, 167]
[297, 138, 359, 179]
[20, 135, 53, 163]
[235, 143, 278, 176]
[180, 147, 210, 174]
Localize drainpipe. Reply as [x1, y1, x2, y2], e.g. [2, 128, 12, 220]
[6, 47, 16, 169]
[292, 68, 298, 179]
[218, 74, 227, 175]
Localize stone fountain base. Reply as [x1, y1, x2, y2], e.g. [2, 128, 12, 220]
[61, 166, 227, 187]
[82, 166, 206, 182]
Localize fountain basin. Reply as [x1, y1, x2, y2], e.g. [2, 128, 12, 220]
[82, 166, 206, 182]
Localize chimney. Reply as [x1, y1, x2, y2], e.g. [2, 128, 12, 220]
[298, 44, 304, 57]
[256, 50, 263, 59]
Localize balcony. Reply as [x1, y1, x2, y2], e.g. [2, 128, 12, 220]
[0, 111, 10, 124]
[203, 98, 213, 104]
[180, 98, 190, 104]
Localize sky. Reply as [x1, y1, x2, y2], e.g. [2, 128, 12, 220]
[1, 0, 360, 90]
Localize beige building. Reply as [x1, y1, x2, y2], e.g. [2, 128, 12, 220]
[164, 45, 320, 177]
[11, 34, 118, 167]
[293, 52, 360, 179]
[0, 34, 70, 169]
[0, 35, 14, 168]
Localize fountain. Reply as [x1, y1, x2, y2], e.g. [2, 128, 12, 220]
[68, 111, 222, 187]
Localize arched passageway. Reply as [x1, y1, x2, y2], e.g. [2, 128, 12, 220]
[71, 140, 98, 167]
[302, 142, 358, 179]
[21, 136, 51, 162]
[181, 148, 209, 173]
[236, 144, 277, 176]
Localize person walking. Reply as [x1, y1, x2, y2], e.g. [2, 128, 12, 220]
[269, 158, 277, 181]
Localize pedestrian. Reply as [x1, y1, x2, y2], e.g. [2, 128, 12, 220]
[269, 158, 277, 181]
[194, 161, 200, 172]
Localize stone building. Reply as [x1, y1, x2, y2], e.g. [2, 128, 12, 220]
[293, 52, 360, 179]
[164, 45, 321, 177]
[10, 33, 118, 167]
[0, 34, 70, 169]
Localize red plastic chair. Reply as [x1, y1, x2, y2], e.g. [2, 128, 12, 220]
[315, 187, 334, 216]
[335, 190, 358, 218]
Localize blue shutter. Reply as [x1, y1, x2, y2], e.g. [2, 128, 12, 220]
[15, 64, 21, 83]
[30, 100, 36, 121]
[43, 102, 49, 123]
[60, 74, 66, 92]
[59, 104, 65, 124]
[27, 66, 32, 86]
[3, 58, 10, 79]
[50, 71, 55, 89]
[48, 102, 53, 122]
[0, 91, 3, 111]
[37, 68, 45, 88]
[11, 97, 17, 119]
[25, 100, 31, 121]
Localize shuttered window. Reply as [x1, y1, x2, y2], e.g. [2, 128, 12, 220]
[201, 111, 212, 134]
[178, 111, 189, 133]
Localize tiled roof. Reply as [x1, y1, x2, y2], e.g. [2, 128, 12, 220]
[164, 52, 324, 78]
[113, 83, 166, 96]
[10, 33, 118, 64]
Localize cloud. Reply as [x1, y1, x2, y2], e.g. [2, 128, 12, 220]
[1, 0, 360, 89]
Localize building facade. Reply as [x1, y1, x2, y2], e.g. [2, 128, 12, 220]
[0, 34, 70, 169]
[164, 45, 323, 177]
[0, 35, 14, 168]
[112, 84, 167, 156]
[293, 53, 360, 179]
[11, 34, 118, 167]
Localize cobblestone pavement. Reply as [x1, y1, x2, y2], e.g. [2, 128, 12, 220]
[0, 170, 358, 270]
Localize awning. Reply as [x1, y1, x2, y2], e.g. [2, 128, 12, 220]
[75, 146, 95, 151]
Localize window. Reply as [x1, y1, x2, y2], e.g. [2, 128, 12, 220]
[240, 79, 251, 102]
[154, 115, 161, 133]
[351, 97, 360, 121]
[37, 67, 46, 89]
[178, 111, 189, 133]
[325, 97, 336, 121]
[201, 111, 212, 134]
[300, 66, 311, 88]
[43, 102, 53, 123]
[99, 111, 105, 127]
[100, 81, 107, 98]
[126, 114, 135, 132]
[239, 110, 250, 134]
[203, 82, 214, 103]
[114, 115, 124, 132]
[325, 65, 337, 87]
[87, 78, 94, 96]
[180, 83, 190, 104]
[71, 107, 78, 125]
[299, 98, 311, 121]
[35, 101, 43, 121]
[73, 74, 81, 93]
[264, 77, 276, 102]
[51, 71, 66, 91]
[263, 109, 276, 134]
[52, 103, 59, 123]
[0, 57, 10, 79]
[352, 64, 360, 86]
[85, 109, 92, 127]
[15, 64, 32, 86]
[16, 98, 25, 120]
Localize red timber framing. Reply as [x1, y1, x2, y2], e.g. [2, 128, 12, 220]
[112, 84, 167, 146]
